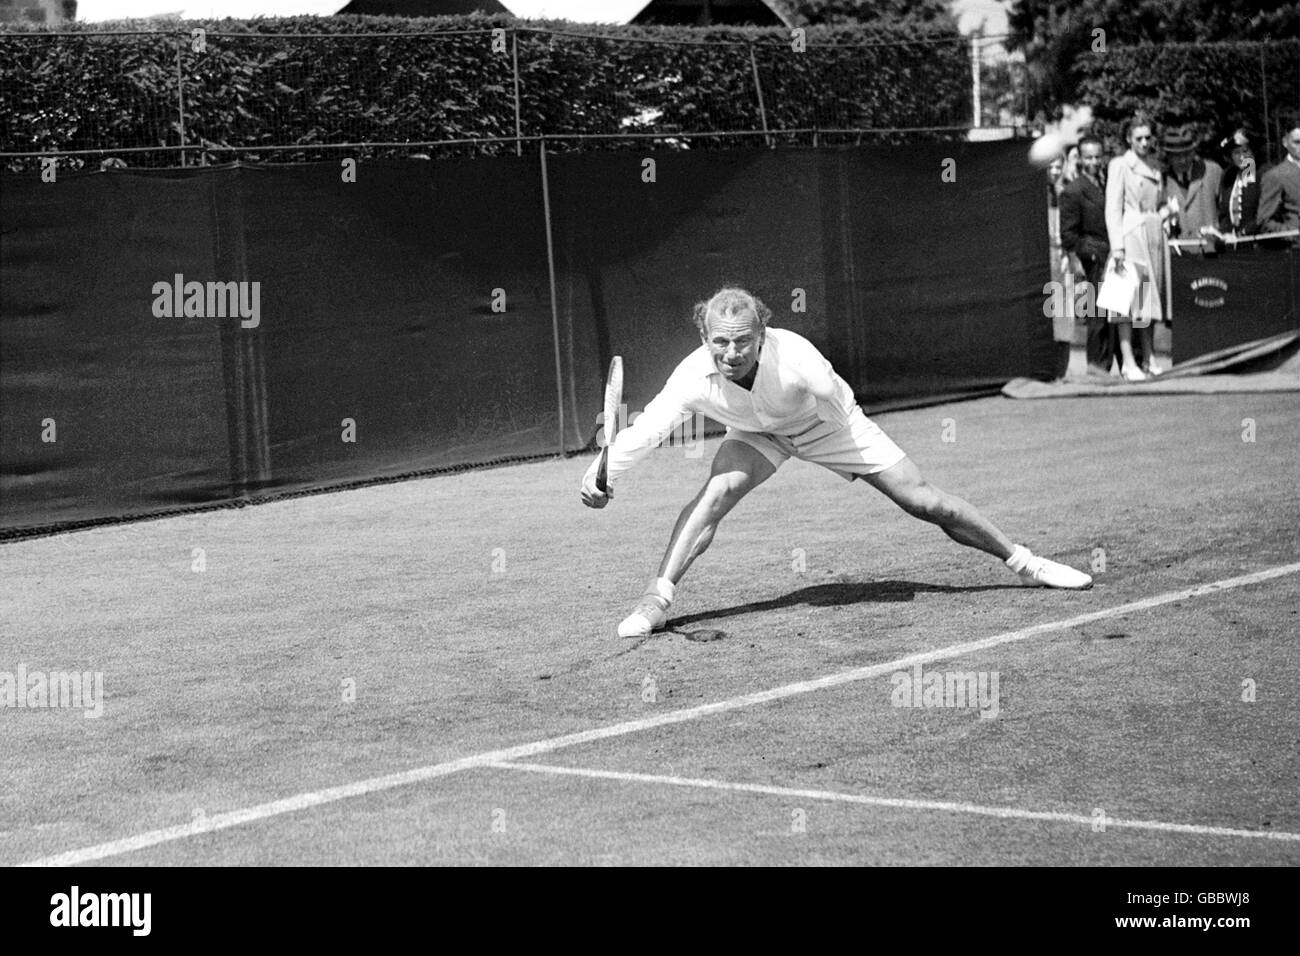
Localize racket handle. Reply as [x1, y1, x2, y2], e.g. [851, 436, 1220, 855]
[595, 446, 610, 494]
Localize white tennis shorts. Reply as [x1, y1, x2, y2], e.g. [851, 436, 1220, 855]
[724, 406, 907, 481]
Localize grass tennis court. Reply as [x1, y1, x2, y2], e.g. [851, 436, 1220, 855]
[3, 391, 1298, 866]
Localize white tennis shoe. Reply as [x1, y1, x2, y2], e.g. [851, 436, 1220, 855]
[1017, 554, 1093, 589]
[617, 597, 669, 637]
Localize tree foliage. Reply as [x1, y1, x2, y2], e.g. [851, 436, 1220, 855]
[1008, 0, 1300, 107]
[1077, 39, 1300, 157]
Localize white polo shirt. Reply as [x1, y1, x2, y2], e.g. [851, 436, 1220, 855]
[605, 327, 858, 482]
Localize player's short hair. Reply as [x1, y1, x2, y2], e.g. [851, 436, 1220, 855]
[692, 287, 772, 336]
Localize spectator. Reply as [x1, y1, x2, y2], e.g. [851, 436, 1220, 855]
[1047, 153, 1066, 196]
[1062, 144, 1081, 185]
[1161, 123, 1223, 252]
[1045, 150, 1073, 378]
[1255, 123, 1300, 242]
[1105, 114, 1175, 380]
[1217, 127, 1262, 236]
[1059, 134, 1117, 376]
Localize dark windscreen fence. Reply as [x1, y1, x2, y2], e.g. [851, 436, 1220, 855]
[835, 141, 1057, 407]
[0, 160, 559, 535]
[1, 140, 1053, 537]
[235, 160, 559, 493]
[0, 169, 233, 529]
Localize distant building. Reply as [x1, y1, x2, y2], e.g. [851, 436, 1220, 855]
[630, 1, 795, 27]
[337, 1, 797, 26]
[0, 0, 76, 23]
[337, 0, 511, 15]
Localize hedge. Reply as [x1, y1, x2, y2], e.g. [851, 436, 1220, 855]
[1075, 40, 1300, 159]
[0, 13, 972, 169]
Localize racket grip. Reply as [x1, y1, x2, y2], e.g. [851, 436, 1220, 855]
[595, 446, 610, 494]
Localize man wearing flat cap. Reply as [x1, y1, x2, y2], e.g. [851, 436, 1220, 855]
[1161, 124, 1223, 252]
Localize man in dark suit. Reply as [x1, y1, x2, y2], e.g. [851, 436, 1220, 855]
[1256, 124, 1300, 242]
[1060, 134, 1122, 375]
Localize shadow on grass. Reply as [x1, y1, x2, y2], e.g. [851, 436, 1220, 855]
[667, 579, 1018, 630]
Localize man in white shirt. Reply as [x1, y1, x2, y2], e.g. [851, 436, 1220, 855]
[581, 288, 1092, 638]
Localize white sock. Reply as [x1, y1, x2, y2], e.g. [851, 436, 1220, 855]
[645, 576, 676, 608]
[1004, 545, 1033, 573]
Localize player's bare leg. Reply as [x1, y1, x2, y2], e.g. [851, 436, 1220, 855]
[864, 457, 1014, 557]
[658, 440, 777, 582]
[618, 440, 777, 637]
[864, 457, 1091, 589]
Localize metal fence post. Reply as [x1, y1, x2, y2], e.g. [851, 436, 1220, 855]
[176, 34, 187, 167]
[748, 42, 772, 148]
[1259, 45, 1272, 161]
[539, 141, 565, 455]
[971, 31, 982, 129]
[512, 30, 523, 158]
[1022, 61, 1030, 134]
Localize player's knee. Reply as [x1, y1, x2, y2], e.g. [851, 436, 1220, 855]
[901, 484, 954, 523]
[703, 472, 748, 510]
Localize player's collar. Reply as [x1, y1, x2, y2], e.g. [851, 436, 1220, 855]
[692, 347, 721, 378]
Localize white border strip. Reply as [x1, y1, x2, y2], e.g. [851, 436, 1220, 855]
[19, 561, 1300, 866]
[490, 761, 1300, 842]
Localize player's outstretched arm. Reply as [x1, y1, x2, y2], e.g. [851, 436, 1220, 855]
[578, 387, 695, 509]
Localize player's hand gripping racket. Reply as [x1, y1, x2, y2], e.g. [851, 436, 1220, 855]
[595, 356, 623, 495]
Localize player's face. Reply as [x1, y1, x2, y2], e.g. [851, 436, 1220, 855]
[703, 310, 764, 382]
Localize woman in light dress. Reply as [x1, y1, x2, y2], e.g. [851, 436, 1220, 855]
[1104, 114, 1179, 381]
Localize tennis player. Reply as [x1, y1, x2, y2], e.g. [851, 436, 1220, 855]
[582, 288, 1093, 637]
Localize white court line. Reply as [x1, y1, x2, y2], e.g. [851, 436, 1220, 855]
[490, 761, 1300, 842]
[18, 560, 1300, 867]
